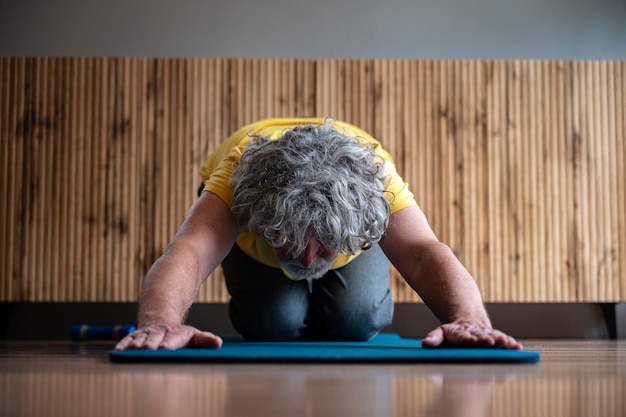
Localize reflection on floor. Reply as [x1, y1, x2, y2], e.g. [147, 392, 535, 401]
[0, 340, 624, 417]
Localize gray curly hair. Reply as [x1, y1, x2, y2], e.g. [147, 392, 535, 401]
[230, 120, 391, 257]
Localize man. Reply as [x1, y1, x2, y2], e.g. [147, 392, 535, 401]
[116, 118, 522, 351]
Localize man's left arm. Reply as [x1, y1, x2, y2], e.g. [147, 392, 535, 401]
[379, 206, 522, 350]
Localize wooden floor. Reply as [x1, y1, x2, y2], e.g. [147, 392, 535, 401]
[1, 340, 625, 417]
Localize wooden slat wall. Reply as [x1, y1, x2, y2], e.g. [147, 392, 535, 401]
[0, 57, 624, 302]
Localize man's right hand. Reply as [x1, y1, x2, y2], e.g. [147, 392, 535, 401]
[114, 324, 223, 351]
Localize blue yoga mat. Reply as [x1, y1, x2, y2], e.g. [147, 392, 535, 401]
[109, 334, 540, 364]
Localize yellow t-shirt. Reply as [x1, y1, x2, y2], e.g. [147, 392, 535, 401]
[200, 118, 417, 271]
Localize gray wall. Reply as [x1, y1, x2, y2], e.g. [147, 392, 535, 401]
[1, 0, 625, 59]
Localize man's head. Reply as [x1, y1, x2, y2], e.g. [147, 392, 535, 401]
[230, 120, 391, 278]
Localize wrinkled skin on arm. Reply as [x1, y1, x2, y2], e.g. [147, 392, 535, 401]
[379, 206, 522, 350]
[115, 192, 239, 350]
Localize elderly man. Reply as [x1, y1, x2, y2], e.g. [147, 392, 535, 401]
[116, 118, 522, 351]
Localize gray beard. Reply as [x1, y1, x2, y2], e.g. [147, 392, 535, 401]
[278, 258, 333, 281]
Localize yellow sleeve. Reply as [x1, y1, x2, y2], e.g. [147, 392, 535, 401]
[382, 159, 418, 214]
[201, 146, 242, 207]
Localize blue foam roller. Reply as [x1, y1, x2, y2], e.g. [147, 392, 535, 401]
[71, 324, 136, 341]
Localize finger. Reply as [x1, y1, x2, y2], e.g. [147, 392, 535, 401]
[129, 330, 150, 349]
[129, 328, 166, 350]
[504, 336, 523, 350]
[422, 327, 444, 348]
[158, 327, 196, 350]
[475, 335, 497, 347]
[462, 326, 508, 347]
[469, 328, 497, 347]
[114, 335, 134, 351]
[478, 329, 521, 350]
[143, 328, 167, 350]
[446, 325, 479, 346]
[486, 330, 512, 347]
[468, 329, 523, 350]
[189, 331, 223, 349]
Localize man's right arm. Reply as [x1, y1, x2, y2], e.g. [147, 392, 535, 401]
[115, 191, 239, 350]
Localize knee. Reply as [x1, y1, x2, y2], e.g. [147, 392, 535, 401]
[317, 290, 394, 341]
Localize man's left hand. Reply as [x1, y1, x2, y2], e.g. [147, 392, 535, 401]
[422, 320, 523, 350]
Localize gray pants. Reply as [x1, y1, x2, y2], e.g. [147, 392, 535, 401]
[221, 243, 394, 341]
